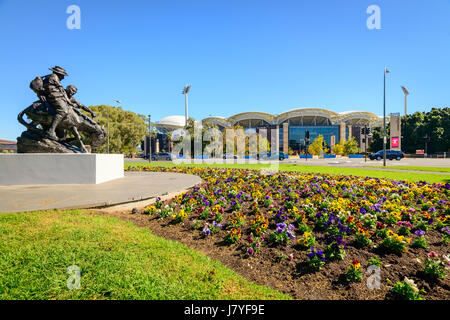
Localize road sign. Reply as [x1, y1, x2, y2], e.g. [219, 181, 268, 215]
[391, 137, 399, 148]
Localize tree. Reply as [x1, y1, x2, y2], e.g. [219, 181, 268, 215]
[84, 105, 147, 154]
[343, 137, 359, 155]
[173, 122, 270, 158]
[222, 126, 270, 156]
[423, 107, 450, 153]
[180, 118, 223, 156]
[245, 132, 270, 156]
[332, 141, 344, 155]
[369, 126, 385, 153]
[308, 135, 325, 155]
[401, 111, 425, 153]
[371, 107, 449, 154]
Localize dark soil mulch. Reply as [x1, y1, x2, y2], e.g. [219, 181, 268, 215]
[95, 192, 450, 300]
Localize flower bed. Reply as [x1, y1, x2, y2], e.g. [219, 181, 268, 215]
[124, 165, 450, 300]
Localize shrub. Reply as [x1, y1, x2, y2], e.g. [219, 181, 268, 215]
[250, 212, 269, 236]
[296, 232, 316, 249]
[269, 223, 295, 244]
[306, 247, 326, 271]
[228, 211, 246, 229]
[171, 209, 188, 224]
[308, 135, 325, 156]
[343, 137, 359, 155]
[412, 230, 428, 249]
[324, 235, 346, 261]
[381, 231, 410, 254]
[345, 259, 363, 282]
[224, 228, 241, 245]
[368, 256, 382, 268]
[391, 277, 424, 300]
[354, 229, 373, 247]
[423, 252, 448, 280]
[143, 205, 157, 215]
[332, 141, 344, 156]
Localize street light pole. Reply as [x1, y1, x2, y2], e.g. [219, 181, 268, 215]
[148, 115, 152, 163]
[109, 100, 121, 154]
[383, 67, 390, 167]
[363, 125, 368, 162]
[107, 105, 109, 154]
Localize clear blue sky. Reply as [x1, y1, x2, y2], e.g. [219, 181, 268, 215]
[1, 0, 449, 141]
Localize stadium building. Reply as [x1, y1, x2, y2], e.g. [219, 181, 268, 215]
[153, 108, 386, 155]
[0, 139, 17, 153]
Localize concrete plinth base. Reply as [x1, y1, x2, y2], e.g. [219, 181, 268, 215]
[0, 154, 124, 186]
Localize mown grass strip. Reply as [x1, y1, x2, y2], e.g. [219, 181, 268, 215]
[0, 210, 290, 300]
[125, 162, 449, 184]
[370, 166, 450, 173]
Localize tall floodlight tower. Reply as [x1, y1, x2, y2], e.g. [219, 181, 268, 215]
[383, 67, 390, 167]
[182, 85, 191, 126]
[401, 86, 409, 116]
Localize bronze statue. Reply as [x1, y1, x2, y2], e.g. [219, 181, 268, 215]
[17, 66, 106, 153]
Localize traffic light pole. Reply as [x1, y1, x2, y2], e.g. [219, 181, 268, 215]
[364, 126, 367, 162]
[305, 130, 310, 162]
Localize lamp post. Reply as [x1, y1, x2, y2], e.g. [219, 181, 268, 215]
[401, 86, 409, 116]
[383, 67, 390, 167]
[109, 100, 121, 154]
[182, 85, 191, 126]
[148, 115, 152, 163]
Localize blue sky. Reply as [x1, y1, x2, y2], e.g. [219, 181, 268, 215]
[1, 0, 449, 141]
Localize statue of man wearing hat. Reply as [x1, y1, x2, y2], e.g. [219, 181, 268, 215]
[39, 66, 72, 140]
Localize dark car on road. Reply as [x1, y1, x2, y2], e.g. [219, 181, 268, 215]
[223, 154, 238, 159]
[369, 150, 404, 161]
[257, 151, 287, 161]
[151, 152, 172, 161]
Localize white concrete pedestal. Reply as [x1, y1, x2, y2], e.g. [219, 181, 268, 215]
[0, 154, 124, 186]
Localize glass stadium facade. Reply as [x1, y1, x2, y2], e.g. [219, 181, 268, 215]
[154, 108, 385, 154]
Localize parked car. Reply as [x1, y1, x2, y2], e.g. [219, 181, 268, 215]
[369, 150, 404, 161]
[151, 152, 173, 161]
[223, 154, 238, 159]
[257, 151, 286, 161]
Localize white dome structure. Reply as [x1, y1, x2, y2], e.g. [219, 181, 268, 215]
[154, 115, 186, 132]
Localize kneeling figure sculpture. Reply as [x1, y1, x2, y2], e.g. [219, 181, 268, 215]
[17, 66, 106, 153]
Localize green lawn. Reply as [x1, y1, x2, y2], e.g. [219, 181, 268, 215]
[0, 210, 289, 300]
[370, 166, 450, 174]
[125, 162, 450, 184]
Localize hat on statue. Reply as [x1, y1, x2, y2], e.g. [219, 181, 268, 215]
[49, 66, 69, 76]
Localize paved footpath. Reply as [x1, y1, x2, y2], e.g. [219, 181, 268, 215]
[0, 172, 202, 213]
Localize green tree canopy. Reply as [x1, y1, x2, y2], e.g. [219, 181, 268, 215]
[332, 141, 345, 155]
[369, 107, 449, 154]
[343, 137, 359, 155]
[308, 135, 325, 155]
[368, 126, 386, 153]
[84, 105, 148, 154]
[402, 107, 449, 154]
